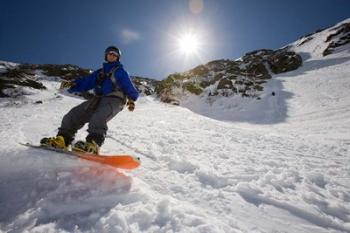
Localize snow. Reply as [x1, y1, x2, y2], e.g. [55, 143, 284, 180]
[1, 22, 350, 232]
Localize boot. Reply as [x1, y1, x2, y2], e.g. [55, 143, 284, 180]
[72, 140, 100, 155]
[40, 135, 67, 150]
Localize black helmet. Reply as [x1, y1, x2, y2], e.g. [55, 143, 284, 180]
[104, 46, 121, 61]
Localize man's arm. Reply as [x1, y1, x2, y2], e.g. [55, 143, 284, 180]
[68, 70, 99, 93]
[116, 69, 139, 101]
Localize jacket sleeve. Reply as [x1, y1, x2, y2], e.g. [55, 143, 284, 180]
[68, 70, 99, 93]
[115, 69, 139, 101]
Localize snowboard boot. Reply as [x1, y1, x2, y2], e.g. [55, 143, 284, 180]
[72, 140, 100, 155]
[40, 135, 67, 150]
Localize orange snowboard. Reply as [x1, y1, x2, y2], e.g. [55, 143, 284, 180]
[20, 143, 140, 170]
[74, 152, 140, 169]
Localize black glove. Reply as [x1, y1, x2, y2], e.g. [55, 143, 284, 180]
[59, 80, 75, 90]
[127, 99, 135, 112]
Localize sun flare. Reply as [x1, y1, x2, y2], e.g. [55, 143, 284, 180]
[178, 33, 200, 55]
[167, 24, 211, 66]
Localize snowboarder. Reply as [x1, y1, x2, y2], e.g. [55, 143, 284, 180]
[40, 46, 139, 154]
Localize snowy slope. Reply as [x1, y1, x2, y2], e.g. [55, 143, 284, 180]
[275, 18, 350, 144]
[177, 18, 350, 129]
[0, 60, 18, 72]
[1, 20, 350, 233]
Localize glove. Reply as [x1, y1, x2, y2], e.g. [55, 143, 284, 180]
[127, 99, 135, 112]
[59, 80, 75, 90]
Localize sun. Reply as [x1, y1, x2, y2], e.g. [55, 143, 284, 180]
[165, 24, 211, 66]
[178, 33, 200, 55]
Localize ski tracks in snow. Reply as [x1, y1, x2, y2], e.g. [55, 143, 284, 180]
[0, 90, 349, 232]
[106, 98, 350, 232]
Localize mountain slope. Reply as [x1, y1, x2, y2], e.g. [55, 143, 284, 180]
[155, 18, 350, 125]
[1, 80, 349, 233]
[275, 18, 350, 143]
[0, 19, 350, 233]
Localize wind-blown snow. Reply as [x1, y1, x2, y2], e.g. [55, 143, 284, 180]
[1, 20, 350, 233]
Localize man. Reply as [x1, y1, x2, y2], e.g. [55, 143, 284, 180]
[40, 46, 139, 154]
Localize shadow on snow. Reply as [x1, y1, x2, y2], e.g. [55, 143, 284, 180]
[0, 148, 133, 232]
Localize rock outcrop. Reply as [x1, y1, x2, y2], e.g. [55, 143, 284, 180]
[156, 48, 302, 104]
[323, 22, 350, 56]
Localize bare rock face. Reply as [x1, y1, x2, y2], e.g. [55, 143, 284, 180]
[323, 22, 350, 56]
[156, 48, 302, 103]
[268, 50, 303, 74]
[132, 76, 160, 96]
[0, 63, 47, 97]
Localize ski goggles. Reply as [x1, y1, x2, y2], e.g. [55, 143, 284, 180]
[106, 51, 119, 57]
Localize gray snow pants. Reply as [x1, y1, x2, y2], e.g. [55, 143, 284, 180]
[57, 96, 124, 146]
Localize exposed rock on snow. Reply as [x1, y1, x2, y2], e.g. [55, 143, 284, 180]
[156, 48, 302, 104]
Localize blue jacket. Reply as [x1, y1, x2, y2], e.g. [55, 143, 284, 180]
[68, 61, 139, 101]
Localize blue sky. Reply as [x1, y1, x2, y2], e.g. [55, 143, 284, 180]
[0, 0, 349, 80]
